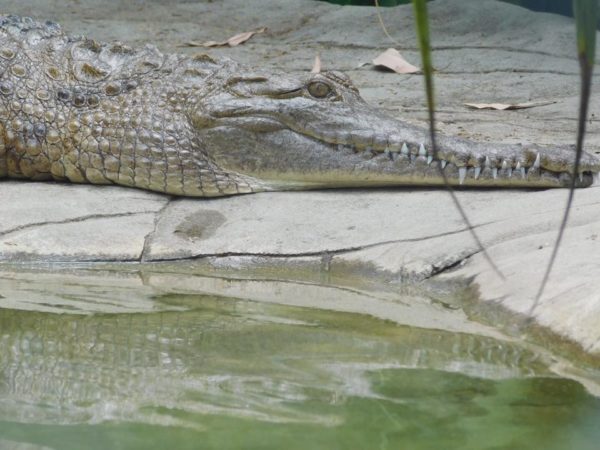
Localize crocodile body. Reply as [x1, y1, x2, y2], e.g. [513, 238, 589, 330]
[0, 15, 598, 197]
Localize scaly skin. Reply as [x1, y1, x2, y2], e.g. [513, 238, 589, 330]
[0, 15, 598, 197]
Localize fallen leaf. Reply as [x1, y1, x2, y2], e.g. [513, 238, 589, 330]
[372, 48, 419, 74]
[464, 100, 555, 110]
[183, 27, 267, 48]
[228, 28, 267, 46]
[311, 54, 321, 74]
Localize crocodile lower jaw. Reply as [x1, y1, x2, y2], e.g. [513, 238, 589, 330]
[312, 140, 596, 188]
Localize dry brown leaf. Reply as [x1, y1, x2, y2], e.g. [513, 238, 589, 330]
[372, 48, 419, 74]
[184, 27, 267, 48]
[464, 101, 555, 110]
[311, 54, 321, 74]
[228, 28, 266, 46]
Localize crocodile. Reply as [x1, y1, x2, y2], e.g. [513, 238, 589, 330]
[0, 15, 598, 197]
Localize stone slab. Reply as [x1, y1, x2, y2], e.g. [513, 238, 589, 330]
[0, 182, 167, 261]
[143, 190, 477, 260]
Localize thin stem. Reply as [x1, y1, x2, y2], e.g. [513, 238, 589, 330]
[528, 62, 592, 316]
[412, 0, 505, 280]
[374, 0, 403, 47]
[527, 0, 596, 316]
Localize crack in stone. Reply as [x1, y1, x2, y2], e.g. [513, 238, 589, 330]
[439, 69, 578, 76]
[0, 211, 158, 240]
[141, 221, 495, 263]
[139, 197, 173, 262]
[291, 41, 581, 60]
[0, 222, 489, 265]
[424, 249, 482, 280]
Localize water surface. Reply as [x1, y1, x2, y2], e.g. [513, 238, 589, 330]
[1, 280, 600, 450]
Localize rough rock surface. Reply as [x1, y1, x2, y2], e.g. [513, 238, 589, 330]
[0, 0, 599, 356]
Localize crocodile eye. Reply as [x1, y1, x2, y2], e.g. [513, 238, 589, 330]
[307, 81, 332, 98]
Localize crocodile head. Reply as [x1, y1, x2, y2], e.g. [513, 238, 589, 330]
[191, 58, 600, 192]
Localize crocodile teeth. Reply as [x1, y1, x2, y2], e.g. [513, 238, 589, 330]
[401, 143, 409, 155]
[515, 162, 525, 179]
[492, 168, 498, 179]
[484, 156, 491, 168]
[507, 168, 512, 178]
[337, 144, 344, 151]
[502, 160, 508, 170]
[458, 167, 467, 185]
[427, 155, 433, 165]
[419, 143, 426, 157]
[441, 160, 447, 169]
[580, 172, 584, 183]
[474, 167, 481, 179]
[533, 153, 541, 169]
[520, 167, 526, 178]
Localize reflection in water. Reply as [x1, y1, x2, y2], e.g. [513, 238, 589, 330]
[1, 293, 600, 450]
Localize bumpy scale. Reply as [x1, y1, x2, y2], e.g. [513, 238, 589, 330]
[0, 15, 256, 196]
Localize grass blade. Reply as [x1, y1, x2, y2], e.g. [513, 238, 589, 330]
[411, 0, 505, 280]
[528, 0, 597, 316]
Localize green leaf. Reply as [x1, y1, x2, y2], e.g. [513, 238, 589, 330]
[530, 0, 597, 313]
[412, 0, 434, 112]
[411, 0, 505, 279]
[574, 0, 597, 66]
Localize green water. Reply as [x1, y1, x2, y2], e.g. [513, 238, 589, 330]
[1, 289, 600, 450]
